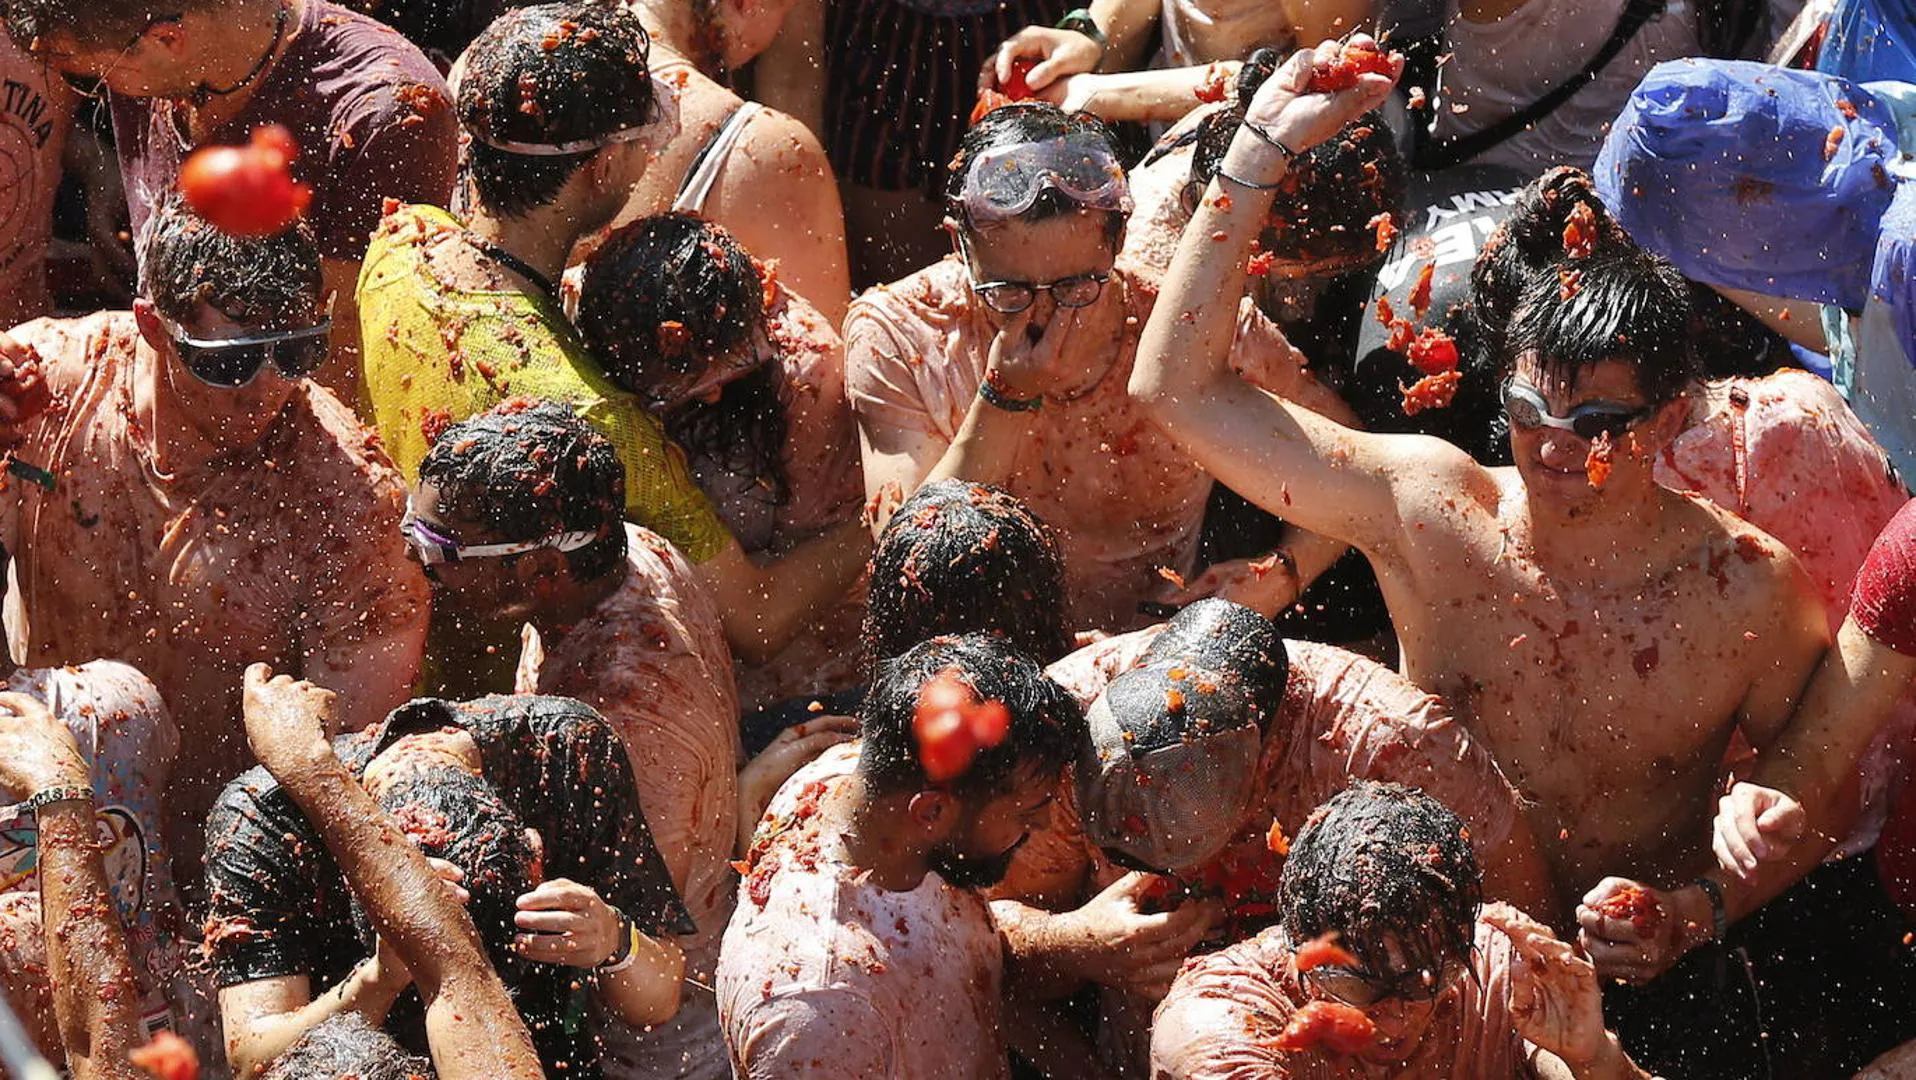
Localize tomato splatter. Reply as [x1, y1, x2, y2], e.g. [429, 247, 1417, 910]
[1408, 262, 1435, 318]
[1562, 201, 1598, 259]
[913, 670, 1014, 782]
[1002, 57, 1038, 100]
[1824, 125, 1846, 161]
[1593, 882, 1662, 933]
[1247, 250, 1276, 276]
[1367, 212, 1398, 253]
[129, 1030, 200, 1080]
[1585, 430, 1615, 489]
[1374, 294, 1396, 328]
[1274, 1000, 1378, 1055]
[1405, 327, 1459, 375]
[1266, 818, 1291, 856]
[1304, 41, 1395, 93]
[1195, 63, 1231, 103]
[1293, 931, 1358, 973]
[1400, 370, 1462, 415]
[970, 89, 1015, 125]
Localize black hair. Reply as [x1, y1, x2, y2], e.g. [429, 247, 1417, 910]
[137, 192, 324, 332]
[1504, 242, 1699, 409]
[858, 633, 1084, 800]
[1279, 781, 1481, 984]
[1471, 168, 1626, 341]
[863, 480, 1071, 673]
[418, 398, 628, 579]
[3, 0, 206, 51]
[1188, 50, 1405, 265]
[372, 764, 540, 982]
[1139, 598, 1288, 723]
[947, 102, 1126, 241]
[259, 1014, 435, 1080]
[577, 212, 786, 503]
[456, 2, 655, 218]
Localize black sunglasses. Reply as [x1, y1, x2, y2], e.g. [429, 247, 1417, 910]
[160, 316, 333, 388]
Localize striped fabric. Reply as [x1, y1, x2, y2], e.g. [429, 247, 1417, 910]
[826, 0, 1072, 192]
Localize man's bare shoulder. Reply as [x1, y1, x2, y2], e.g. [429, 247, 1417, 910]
[13, 311, 133, 391]
[1385, 438, 1507, 538]
[1668, 489, 1820, 611]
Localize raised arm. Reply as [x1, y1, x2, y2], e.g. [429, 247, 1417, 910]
[0, 694, 143, 1080]
[240, 666, 543, 1080]
[1130, 41, 1447, 560]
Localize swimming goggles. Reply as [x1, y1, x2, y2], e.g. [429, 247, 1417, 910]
[1502, 381, 1651, 442]
[401, 510, 606, 566]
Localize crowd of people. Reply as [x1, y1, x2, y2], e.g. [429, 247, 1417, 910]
[0, 0, 1913, 1077]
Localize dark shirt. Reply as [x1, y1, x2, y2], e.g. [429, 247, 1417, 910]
[203, 694, 696, 1078]
[110, 0, 457, 262]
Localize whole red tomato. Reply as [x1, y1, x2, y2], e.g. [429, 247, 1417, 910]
[178, 123, 313, 238]
[1003, 57, 1038, 100]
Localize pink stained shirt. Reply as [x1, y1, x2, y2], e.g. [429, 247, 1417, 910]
[845, 258, 1302, 634]
[1854, 500, 1916, 658]
[1150, 921, 1527, 1079]
[718, 744, 1011, 1080]
[1030, 633, 1527, 1074]
[0, 311, 428, 870]
[709, 286, 868, 711]
[530, 522, 742, 1079]
[0, 35, 70, 327]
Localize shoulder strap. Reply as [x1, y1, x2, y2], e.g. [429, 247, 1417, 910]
[1416, 0, 1667, 172]
[673, 102, 765, 213]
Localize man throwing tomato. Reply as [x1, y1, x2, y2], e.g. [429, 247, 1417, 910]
[1131, 37, 1831, 1079]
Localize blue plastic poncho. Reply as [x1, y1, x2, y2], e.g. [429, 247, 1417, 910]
[1595, 59, 1901, 309]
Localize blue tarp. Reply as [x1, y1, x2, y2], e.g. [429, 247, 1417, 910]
[1820, 0, 1916, 87]
[1595, 58, 1901, 308]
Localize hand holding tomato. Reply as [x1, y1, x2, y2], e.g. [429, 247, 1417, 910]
[178, 123, 312, 238]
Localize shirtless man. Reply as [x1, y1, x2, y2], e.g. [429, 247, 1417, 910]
[0, 197, 427, 871]
[1131, 39, 1829, 1077]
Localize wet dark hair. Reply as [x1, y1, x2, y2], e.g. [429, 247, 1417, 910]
[1279, 781, 1481, 984]
[418, 399, 627, 579]
[1190, 50, 1405, 265]
[1139, 598, 1289, 723]
[947, 103, 1126, 241]
[858, 634, 1085, 800]
[259, 1014, 435, 1080]
[3, 0, 208, 51]
[577, 212, 786, 503]
[1504, 243, 1699, 409]
[863, 480, 1071, 673]
[457, 2, 655, 218]
[137, 193, 324, 332]
[1471, 168, 1628, 341]
[372, 764, 539, 981]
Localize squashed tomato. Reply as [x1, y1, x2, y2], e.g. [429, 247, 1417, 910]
[129, 1031, 200, 1080]
[1274, 1000, 1377, 1055]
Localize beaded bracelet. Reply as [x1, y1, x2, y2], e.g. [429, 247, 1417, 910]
[979, 378, 1042, 413]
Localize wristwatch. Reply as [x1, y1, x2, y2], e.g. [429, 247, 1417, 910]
[1055, 8, 1107, 53]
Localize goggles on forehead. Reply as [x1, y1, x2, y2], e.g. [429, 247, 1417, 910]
[401, 510, 606, 567]
[1502, 381, 1651, 443]
[957, 132, 1133, 230]
[159, 311, 333, 388]
[467, 76, 681, 156]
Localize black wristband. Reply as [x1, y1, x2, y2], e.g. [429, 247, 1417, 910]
[1240, 120, 1300, 165]
[597, 911, 637, 971]
[1213, 165, 1286, 191]
[979, 378, 1043, 412]
[1692, 877, 1727, 943]
[1055, 8, 1107, 52]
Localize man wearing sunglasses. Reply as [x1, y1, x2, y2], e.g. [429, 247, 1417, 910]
[0, 195, 427, 877]
[985, 598, 1547, 1074]
[3, 0, 457, 402]
[1153, 782, 1652, 1079]
[1135, 39, 1831, 1079]
[846, 101, 1354, 636]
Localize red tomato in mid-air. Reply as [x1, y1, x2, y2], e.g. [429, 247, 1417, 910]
[178, 123, 312, 237]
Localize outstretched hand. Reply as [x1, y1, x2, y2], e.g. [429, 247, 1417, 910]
[242, 663, 339, 771]
[0, 691, 87, 799]
[1241, 36, 1400, 161]
[1485, 903, 1608, 1068]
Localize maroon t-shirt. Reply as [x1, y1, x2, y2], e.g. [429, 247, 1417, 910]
[110, 0, 456, 262]
[1852, 499, 1916, 657]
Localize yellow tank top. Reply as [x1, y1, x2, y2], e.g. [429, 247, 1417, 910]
[357, 204, 730, 564]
